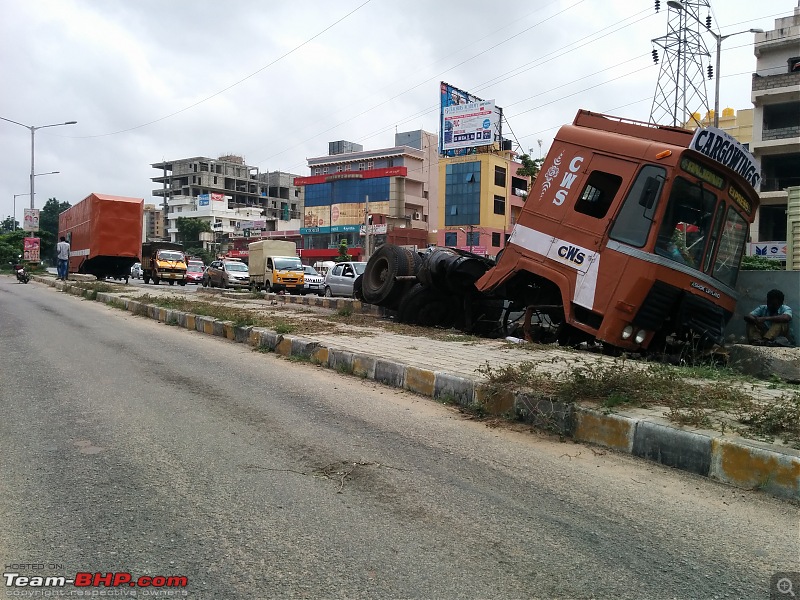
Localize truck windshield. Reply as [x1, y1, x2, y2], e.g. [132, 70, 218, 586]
[274, 258, 302, 271]
[711, 207, 748, 288]
[654, 177, 717, 272]
[157, 251, 184, 261]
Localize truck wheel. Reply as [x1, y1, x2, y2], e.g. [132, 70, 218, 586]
[178, 281, 186, 286]
[362, 244, 411, 306]
[202, 278, 208, 287]
[143, 276, 150, 284]
[264, 282, 272, 294]
[398, 283, 455, 327]
[168, 280, 175, 286]
[153, 277, 160, 285]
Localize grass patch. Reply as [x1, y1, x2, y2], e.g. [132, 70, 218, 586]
[336, 304, 353, 317]
[476, 358, 792, 439]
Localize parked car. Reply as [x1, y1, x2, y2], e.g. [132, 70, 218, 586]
[202, 259, 250, 289]
[185, 261, 205, 285]
[322, 261, 367, 297]
[130, 262, 142, 279]
[302, 265, 325, 295]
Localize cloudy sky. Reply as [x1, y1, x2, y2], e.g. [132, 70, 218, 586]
[0, 0, 793, 223]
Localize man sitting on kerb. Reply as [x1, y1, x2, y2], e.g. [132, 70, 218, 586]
[744, 288, 794, 347]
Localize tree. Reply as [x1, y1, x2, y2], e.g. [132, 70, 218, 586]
[1, 216, 19, 233]
[176, 217, 211, 245]
[516, 153, 544, 182]
[0, 229, 26, 266]
[39, 197, 71, 261]
[334, 239, 352, 263]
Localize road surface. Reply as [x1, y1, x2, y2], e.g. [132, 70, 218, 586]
[1, 277, 797, 599]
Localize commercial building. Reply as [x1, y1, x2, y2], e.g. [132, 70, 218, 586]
[750, 4, 800, 257]
[437, 151, 529, 258]
[142, 204, 164, 242]
[295, 130, 438, 262]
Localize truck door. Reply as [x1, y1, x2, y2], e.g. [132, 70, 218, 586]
[266, 258, 274, 287]
[551, 153, 638, 312]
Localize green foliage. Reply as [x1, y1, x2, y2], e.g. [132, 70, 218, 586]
[516, 154, 544, 182]
[184, 247, 213, 265]
[335, 239, 352, 263]
[1, 216, 19, 232]
[741, 255, 784, 271]
[0, 230, 26, 265]
[176, 217, 211, 244]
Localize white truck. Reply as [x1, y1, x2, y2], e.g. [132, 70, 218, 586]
[248, 240, 305, 294]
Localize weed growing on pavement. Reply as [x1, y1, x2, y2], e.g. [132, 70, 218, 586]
[735, 391, 800, 448]
[336, 304, 353, 317]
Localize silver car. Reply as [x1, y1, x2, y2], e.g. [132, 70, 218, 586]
[130, 262, 142, 279]
[322, 262, 367, 297]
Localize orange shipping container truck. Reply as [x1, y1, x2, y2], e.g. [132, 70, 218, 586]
[58, 193, 144, 282]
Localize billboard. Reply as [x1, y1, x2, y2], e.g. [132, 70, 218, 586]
[23, 208, 39, 232]
[23, 237, 40, 261]
[439, 81, 503, 156]
[748, 241, 787, 260]
[443, 100, 497, 151]
[198, 194, 210, 206]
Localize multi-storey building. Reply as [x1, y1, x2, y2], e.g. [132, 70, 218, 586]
[150, 155, 302, 250]
[751, 4, 800, 250]
[295, 130, 438, 262]
[142, 204, 164, 241]
[438, 149, 529, 258]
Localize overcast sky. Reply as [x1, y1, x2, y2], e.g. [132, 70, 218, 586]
[0, 0, 793, 223]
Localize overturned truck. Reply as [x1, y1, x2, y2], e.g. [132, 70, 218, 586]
[361, 110, 761, 353]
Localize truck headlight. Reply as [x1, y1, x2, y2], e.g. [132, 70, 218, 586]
[634, 330, 647, 344]
[621, 325, 634, 340]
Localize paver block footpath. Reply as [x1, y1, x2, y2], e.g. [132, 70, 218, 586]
[633, 420, 712, 476]
[710, 438, 800, 500]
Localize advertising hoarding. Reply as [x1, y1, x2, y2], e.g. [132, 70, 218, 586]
[23, 237, 40, 261]
[748, 241, 787, 260]
[23, 208, 40, 232]
[439, 81, 502, 156]
[443, 100, 497, 151]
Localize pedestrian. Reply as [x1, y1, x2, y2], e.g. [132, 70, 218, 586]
[743, 289, 793, 346]
[56, 236, 70, 281]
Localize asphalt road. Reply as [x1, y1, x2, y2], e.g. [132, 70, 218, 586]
[1, 276, 798, 600]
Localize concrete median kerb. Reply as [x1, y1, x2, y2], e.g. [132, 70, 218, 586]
[27, 274, 800, 500]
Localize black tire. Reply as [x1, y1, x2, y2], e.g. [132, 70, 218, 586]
[353, 274, 364, 301]
[178, 281, 186, 287]
[417, 248, 456, 293]
[398, 283, 457, 328]
[152, 277, 160, 285]
[202, 278, 208, 288]
[362, 244, 411, 306]
[168, 280, 175, 286]
[324, 286, 333, 297]
[265, 282, 272, 294]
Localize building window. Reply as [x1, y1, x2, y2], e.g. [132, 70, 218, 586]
[444, 232, 457, 247]
[574, 171, 623, 219]
[788, 56, 800, 72]
[314, 168, 321, 175]
[494, 166, 506, 187]
[492, 232, 501, 247]
[444, 161, 481, 227]
[322, 167, 329, 174]
[213, 176, 217, 184]
[359, 163, 366, 171]
[337, 165, 344, 173]
[493, 195, 505, 215]
[367, 162, 374, 170]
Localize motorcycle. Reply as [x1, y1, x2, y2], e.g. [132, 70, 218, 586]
[9, 259, 29, 284]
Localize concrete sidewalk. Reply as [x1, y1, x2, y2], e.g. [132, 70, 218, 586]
[34, 274, 800, 500]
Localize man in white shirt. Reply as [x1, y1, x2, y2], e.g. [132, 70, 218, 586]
[56, 236, 70, 280]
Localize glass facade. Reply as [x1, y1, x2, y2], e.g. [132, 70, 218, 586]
[445, 161, 481, 226]
[304, 178, 390, 207]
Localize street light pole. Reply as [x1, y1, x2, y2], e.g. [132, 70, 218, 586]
[0, 117, 77, 209]
[12, 193, 30, 231]
[666, 1, 763, 127]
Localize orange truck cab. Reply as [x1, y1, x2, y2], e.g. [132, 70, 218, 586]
[477, 110, 760, 351]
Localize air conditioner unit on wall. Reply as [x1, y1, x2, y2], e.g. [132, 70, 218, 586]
[412, 211, 421, 220]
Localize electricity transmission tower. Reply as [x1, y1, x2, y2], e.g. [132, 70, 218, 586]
[650, 0, 713, 127]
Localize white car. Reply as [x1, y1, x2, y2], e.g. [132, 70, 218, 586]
[130, 262, 142, 279]
[302, 265, 325, 295]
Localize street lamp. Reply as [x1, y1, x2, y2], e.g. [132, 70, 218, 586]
[459, 225, 478, 253]
[0, 117, 77, 209]
[667, 1, 763, 127]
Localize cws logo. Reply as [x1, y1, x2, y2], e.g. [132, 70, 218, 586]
[557, 244, 586, 266]
[553, 156, 584, 206]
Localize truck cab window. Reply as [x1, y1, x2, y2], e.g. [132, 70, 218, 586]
[654, 177, 717, 270]
[574, 171, 622, 219]
[609, 165, 666, 248]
